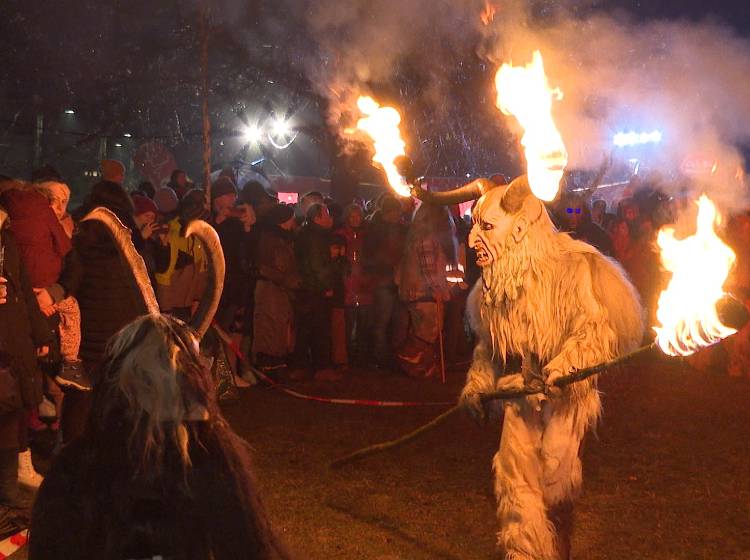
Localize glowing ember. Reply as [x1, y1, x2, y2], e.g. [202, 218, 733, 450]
[354, 96, 411, 197]
[494, 51, 568, 201]
[480, 1, 497, 25]
[654, 195, 737, 356]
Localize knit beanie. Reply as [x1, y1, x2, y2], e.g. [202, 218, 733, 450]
[101, 159, 126, 183]
[154, 187, 179, 213]
[132, 194, 158, 217]
[264, 203, 294, 226]
[211, 176, 237, 200]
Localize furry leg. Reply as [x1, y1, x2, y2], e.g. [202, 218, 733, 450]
[540, 392, 600, 507]
[537, 393, 599, 559]
[494, 401, 557, 560]
[548, 500, 574, 560]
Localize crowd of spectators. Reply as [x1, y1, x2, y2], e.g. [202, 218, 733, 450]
[0, 159, 749, 543]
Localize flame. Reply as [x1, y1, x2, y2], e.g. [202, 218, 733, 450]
[480, 1, 497, 25]
[654, 195, 737, 356]
[354, 96, 411, 197]
[494, 51, 568, 201]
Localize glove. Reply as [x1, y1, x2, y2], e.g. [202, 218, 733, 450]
[459, 387, 487, 425]
[544, 366, 565, 397]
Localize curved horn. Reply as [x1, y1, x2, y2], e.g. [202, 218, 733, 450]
[184, 220, 225, 338]
[411, 178, 500, 206]
[81, 207, 159, 315]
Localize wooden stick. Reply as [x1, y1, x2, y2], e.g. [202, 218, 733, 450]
[330, 343, 658, 469]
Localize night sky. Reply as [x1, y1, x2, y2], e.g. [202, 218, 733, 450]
[1, 0, 749, 189]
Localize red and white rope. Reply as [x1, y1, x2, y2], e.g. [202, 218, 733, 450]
[212, 323, 453, 408]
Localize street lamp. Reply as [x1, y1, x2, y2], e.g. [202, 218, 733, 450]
[242, 125, 263, 144]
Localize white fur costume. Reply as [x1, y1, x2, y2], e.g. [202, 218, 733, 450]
[460, 178, 643, 560]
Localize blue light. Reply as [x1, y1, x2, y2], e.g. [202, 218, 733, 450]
[613, 130, 662, 147]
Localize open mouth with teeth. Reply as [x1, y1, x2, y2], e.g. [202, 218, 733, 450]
[475, 244, 491, 267]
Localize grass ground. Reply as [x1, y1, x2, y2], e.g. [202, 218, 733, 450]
[17, 350, 750, 559]
[220, 352, 750, 559]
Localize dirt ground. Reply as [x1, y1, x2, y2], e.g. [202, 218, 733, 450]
[17, 349, 750, 559]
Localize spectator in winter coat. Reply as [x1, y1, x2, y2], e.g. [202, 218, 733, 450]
[0, 186, 71, 295]
[559, 195, 613, 256]
[211, 180, 259, 387]
[395, 203, 456, 378]
[0, 226, 52, 514]
[591, 199, 615, 231]
[0, 183, 70, 485]
[335, 204, 374, 366]
[154, 189, 208, 322]
[167, 169, 190, 200]
[37, 181, 150, 443]
[292, 204, 340, 380]
[364, 196, 406, 367]
[33, 181, 78, 435]
[252, 204, 300, 372]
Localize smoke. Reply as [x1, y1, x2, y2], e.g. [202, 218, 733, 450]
[478, 2, 750, 209]
[300, 0, 484, 122]
[244, 0, 750, 208]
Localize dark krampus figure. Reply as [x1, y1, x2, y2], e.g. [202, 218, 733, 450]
[29, 314, 292, 560]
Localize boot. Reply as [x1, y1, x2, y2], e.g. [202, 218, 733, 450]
[17, 449, 43, 489]
[0, 450, 31, 510]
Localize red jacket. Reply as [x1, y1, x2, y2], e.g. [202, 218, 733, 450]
[1, 188, 71, 288]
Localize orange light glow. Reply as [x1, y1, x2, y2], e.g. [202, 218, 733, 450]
[654, 195, 737, 356]
[494, 51, 567, 201]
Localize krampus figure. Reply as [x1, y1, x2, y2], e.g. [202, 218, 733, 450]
[420, 175, 643, 559]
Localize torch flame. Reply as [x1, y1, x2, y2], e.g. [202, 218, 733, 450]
[354, 96, 411, 197]
[480, 1, 497, 25]
[654, 195, 737, 356]
[495, 51, 568, 201]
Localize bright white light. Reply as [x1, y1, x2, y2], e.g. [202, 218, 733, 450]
[267, 119, 298, 150]
[613, 129, 663, 147]
[123, 133, 132, 138]
[64, 109, 75, 115]
[242, 125, 263, 144]
[272, 119, 290, 137]
[114, 143, 122, 148]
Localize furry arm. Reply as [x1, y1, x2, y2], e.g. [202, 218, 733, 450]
[461, 336, 526, 421]
[544, 255, 619, 386]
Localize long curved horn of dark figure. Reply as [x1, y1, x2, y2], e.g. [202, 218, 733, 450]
[81, 207, 160, 315]
[184, 220, 225, 338]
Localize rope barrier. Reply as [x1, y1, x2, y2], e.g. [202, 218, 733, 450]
[211, 322, 454, 408]
[330, 343, 659, 468]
